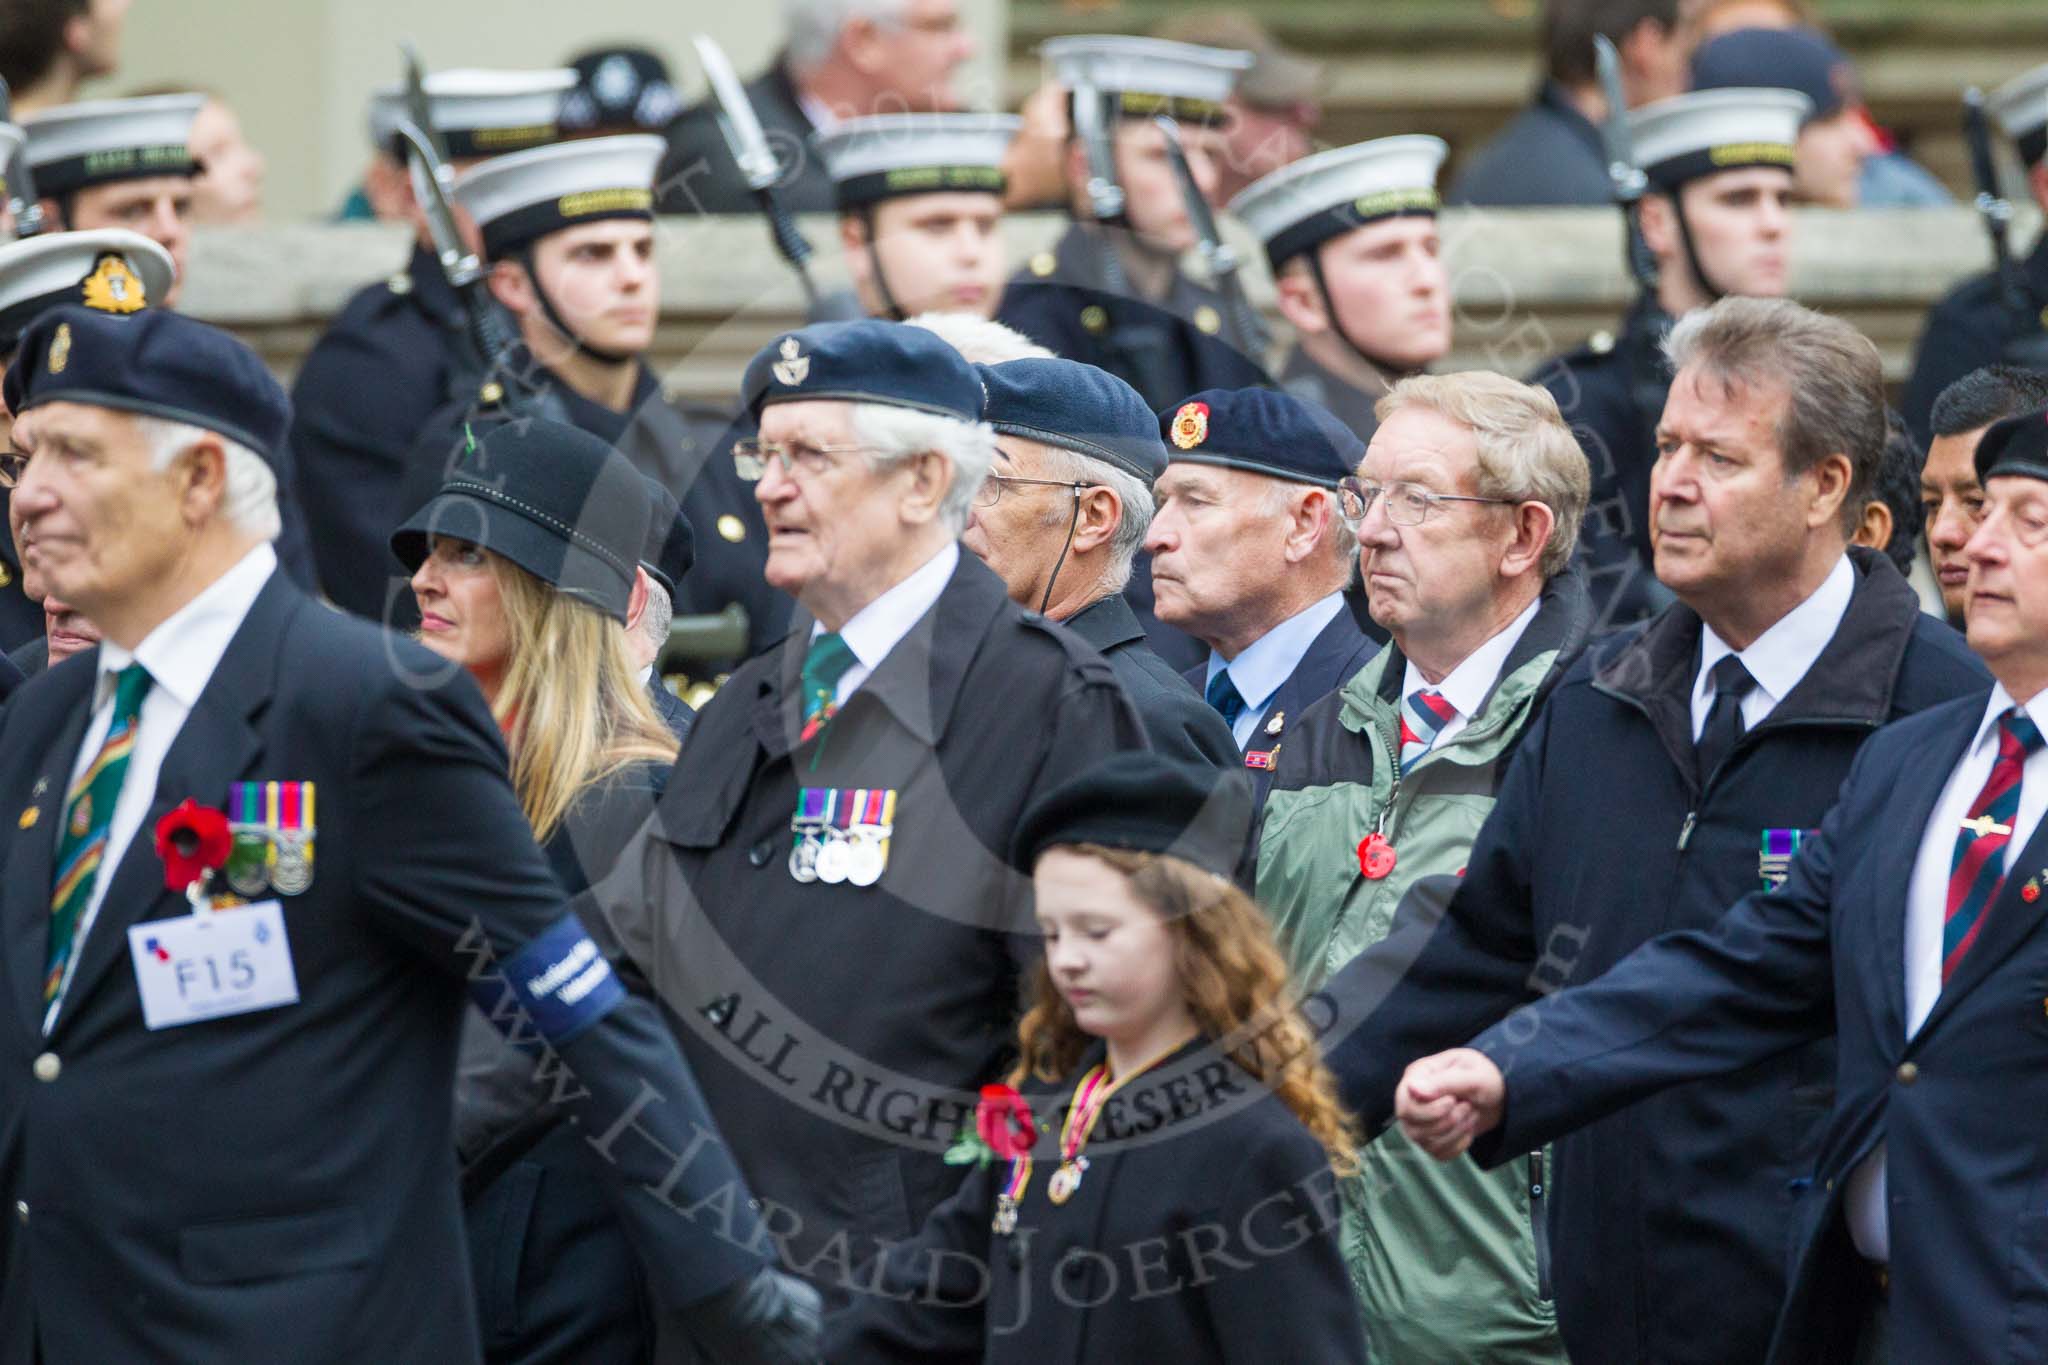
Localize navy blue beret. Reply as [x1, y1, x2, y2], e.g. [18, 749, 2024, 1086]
[1012, 750, 1254, 881]
[3, 304, 291, 471]
[391, 419, 652, 625]
[1157, 387, 1364, 489]
[1975, 406, 2048, 487]
[979, 356, 1168, 484]
[640, 474, 696, 597]
[742, 319, 985, 424]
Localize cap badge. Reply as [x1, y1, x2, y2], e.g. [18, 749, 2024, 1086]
[1171, 401, 1210, 450]
[82, 254, 147, 314]
[772, 336, 810, 387]
[48, 323, 71, 376]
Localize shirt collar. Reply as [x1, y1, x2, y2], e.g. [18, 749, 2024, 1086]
[1402, 595, 1541, 720]
[98, 543, 278, 711]
[1206, 591, 1346, 714]
[1697, 553, 1854, 710]
[811, 541, 960, 673]
[1970, 682, 2048, 758]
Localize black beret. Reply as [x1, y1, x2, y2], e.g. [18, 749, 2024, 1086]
[979, 357, 1168, 484]
[1158, 386, 1364, 489]
[560, 47, 684, 134]
[743, 319, 985, 424]
[3, 305, 291, 472]
[1975, 405, 2048, 486]
[640, 474, 696, 597]
[1011, 751, 1254, 882]
[391, 420, 652, 624]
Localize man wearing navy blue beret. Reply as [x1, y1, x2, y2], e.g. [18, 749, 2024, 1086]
[1147, 385, 1382, 799]
[592, 318, 1150, 1306]
[0, 305, 819, 1364]
[965, 355, 1234, 767]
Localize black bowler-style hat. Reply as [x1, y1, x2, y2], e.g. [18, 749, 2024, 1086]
[391, 419, 653, 625]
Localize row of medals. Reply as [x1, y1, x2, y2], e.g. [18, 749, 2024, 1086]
[227, 825, 313, 896]
[788, 822, 889, 886]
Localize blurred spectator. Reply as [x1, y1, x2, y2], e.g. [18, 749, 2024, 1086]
[558, 45, 684, 138]
[1153, 12, 1322, 205]
[131, 86, 266, 225]
[657, 0, 976, 214]
[0, 0, 127, 118]
[1451, 0, 1688, 207]
[1689, 12, 1951, 207]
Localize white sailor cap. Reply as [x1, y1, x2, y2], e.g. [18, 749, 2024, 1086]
[367, 68, 576, 160]
[815, 113, 1023, 209]
[0, 228, 175, 352]
[1042, 35, 1251, 121]
[1228, 135, 1447, 270]
[22, 95, 202, 199]
[453, 133, 664, 260]
[1629, 88, 1810, 192]
[1989, 62, 2048, 168]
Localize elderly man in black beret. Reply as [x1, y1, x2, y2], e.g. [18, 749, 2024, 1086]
[592, 318, 1150, 1307]
[964, 355, 1233, 767]
[0, 306, 818, 1364]
[1146, 385, 1382, 800]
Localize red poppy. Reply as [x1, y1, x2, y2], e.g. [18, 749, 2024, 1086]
[154, 800, 232, 892]
[976, 1084, 1036, 1162]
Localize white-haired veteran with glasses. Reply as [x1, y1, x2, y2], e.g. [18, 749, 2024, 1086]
[590, 319, 1149, 1310]
[1252, 370, 1592, 1363]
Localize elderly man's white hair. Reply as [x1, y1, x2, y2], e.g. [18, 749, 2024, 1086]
[135, 414, 282, 543]
[908, 312, 1052, 365]
[848, 402, 996, 534]
[784, 0, 912, 68]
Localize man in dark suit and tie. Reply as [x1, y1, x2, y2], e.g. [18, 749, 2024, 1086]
[1148, 386, 1382, 799]
[0, 306, 818, 1363]
[1396, 403, 2048, 1363]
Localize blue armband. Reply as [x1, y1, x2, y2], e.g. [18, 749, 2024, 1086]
[474, 914, 625, 1046]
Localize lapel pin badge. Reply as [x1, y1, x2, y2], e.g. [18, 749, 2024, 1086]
[17, 806, 37, 830]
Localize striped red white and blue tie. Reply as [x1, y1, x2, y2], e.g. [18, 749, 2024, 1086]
[1399, 689, 1458, 774]
[1942, 708, 2045, 985]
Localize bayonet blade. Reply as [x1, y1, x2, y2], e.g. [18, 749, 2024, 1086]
[1593, 35, 1646, 206]
[393, 120, 481, 288]
[692, 35, 781, 190]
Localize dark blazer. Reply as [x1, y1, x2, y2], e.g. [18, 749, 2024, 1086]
[1062, 592, 1234, 768]
[655, 57, 833, 216]
[289, 242, 468, 621]
[6, 636, 44, 682]
[1182, 602, 1382, 803]
[1465, 690, 2048, 1364]
[0, 649, 20, 707]
[823, 1038, 1366, 1363]
[591, 551, 1149, 1302]
[1316, 549, 1988, 1365]
[0, 573, 766, 1364]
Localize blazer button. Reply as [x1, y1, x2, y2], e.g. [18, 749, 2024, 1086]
[30, 1053, 58, 1083]
[748, 839, 776, 868]
[1895, 1062, 1919, 1086]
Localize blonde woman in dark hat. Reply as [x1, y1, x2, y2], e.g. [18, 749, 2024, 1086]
[394, 419, 820, 1365]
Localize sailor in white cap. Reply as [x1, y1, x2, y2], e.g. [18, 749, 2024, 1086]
[1904, 60, 2048, 443]
[402, 133, 790, 679]
[289, 67, 576, 622]
[1232, 134, 1451, 443]
[1530, 86, 1808, 632]
[814, 111, 1021, 321]
[22, 94, 201, 304]
[0, 229, 176, 674]
[994, 35, 1272, 413]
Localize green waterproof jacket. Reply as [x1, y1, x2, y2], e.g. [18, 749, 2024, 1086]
[1254, 570, 1593, 1364]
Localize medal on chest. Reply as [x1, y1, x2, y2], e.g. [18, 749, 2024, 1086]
[788, 787, 899, 886]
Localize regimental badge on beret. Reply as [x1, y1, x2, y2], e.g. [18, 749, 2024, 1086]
[772, 336, 810, 387]
[81, 254, 147, 314]
[48, 323, 71, 375]
[1171, 400, 1211, 450]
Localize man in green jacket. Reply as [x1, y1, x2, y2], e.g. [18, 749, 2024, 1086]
[1255, 370, 1594, 1361]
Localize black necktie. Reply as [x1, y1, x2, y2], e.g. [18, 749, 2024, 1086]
[1696, 654, 1757, 784]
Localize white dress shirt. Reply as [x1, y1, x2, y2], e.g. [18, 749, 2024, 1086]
[1203, 591, 1346, 749]
[1398, 596, 1542, 755]
[810, 541, 958, 707]
[1691, 554, 1855, 741]
[1843, 684, 2048, 1262]
[47, 543, 278, 1031]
